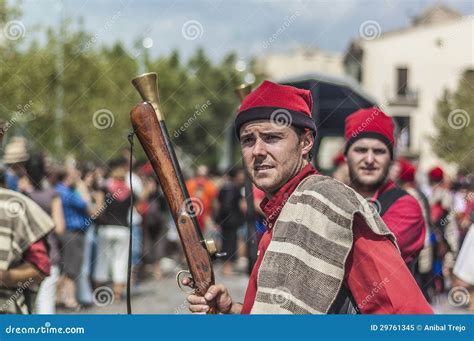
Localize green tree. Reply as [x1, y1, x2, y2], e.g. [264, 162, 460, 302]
[1, 18, 139, 164]
[1, 1, 265, 170]
[432, 70, 474, 174]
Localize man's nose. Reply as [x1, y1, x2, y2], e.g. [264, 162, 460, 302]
[252, 138, 267, 157]
[364, 150, 375, 164]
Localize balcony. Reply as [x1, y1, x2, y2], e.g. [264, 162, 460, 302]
[388, 89, 419, 107]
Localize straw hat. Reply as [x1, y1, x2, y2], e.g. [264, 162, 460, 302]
[2, 137, 29, 164]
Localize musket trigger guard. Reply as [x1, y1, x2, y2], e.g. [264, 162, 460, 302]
[176, 270, 194, 294]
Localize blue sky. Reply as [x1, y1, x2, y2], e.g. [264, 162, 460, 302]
[17, 0, 473, 62]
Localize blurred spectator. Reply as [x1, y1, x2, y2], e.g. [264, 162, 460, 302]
[0, 162, 53, 314]
[93, 159, 132, 301]
[427, 167, 452, 226]
[396, 158, 434, 301]
[453, 179, 474, 311]
[20, 154, 66, 314]
[215, 168, 245, 276]
[142, 177, 169, 280]
[186, 165, 218, 232]
[426, 166, 455, 293]
[123, 150, 144, 276]
[252, 186, 266, 241]
[76, 166, 102, 306]
[331, 152, 349, 185]
[2, 137, 29, 191]
[55, 167, 92, 310]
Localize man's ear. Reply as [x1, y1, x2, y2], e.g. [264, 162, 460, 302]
[301, 130, 314, 155]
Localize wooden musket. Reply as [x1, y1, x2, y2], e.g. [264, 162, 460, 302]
[130, 72, 218, 314]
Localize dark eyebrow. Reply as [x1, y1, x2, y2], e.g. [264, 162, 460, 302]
[260, 131, 285, 137]
[240, 131, 284, 139]
[240, 132, 254, 140]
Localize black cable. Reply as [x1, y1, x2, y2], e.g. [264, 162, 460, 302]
[127, 131, 134, 315]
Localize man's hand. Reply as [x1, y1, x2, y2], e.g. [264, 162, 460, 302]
[182, 277, 242, 314]
[0, 263, 45, 288]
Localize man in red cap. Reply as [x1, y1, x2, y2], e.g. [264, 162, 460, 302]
[185, 81, 432, 314]
[344, 107, 426, 268]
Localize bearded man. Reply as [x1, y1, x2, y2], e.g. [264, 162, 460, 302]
[344, 108, 426, 267]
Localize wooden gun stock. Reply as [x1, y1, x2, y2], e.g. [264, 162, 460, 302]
[130, 102, 217, 314]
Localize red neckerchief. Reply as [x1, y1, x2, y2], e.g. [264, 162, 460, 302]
[260, 163, 317, 230]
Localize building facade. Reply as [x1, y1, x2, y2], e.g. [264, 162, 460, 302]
[344, 5, 473, 172]
[256, 47, 344, 81]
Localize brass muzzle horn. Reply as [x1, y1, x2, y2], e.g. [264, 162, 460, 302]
[131, 72, 165, 121]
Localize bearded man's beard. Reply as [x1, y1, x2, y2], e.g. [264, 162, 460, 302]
[348, 164, 390, 193]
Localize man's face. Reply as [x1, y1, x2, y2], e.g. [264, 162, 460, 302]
[240, 120, 312, 196]
[346, 138, 391, 191]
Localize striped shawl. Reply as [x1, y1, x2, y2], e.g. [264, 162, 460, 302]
[251, 175, 397, 314]
[0, 188, 54, 314]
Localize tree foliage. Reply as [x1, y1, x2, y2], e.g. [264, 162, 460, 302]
[0, 3, 264, 170]
[432, 70, 474, 174]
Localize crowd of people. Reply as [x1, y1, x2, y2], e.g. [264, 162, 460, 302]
[0, 138, 173, 313]
[0, 92, 473, 314]
[0, 133, 255, 313]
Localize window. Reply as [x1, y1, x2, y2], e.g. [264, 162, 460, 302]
[393, 116, 410, 151]
[396, 67, 408, 96]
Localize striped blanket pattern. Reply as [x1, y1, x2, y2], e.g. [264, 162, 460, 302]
[251, 175, 397, 314]
[0, 188, 54, 314]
